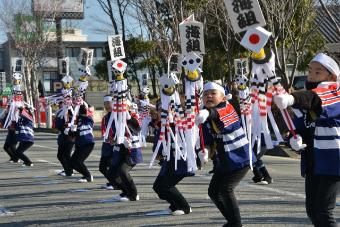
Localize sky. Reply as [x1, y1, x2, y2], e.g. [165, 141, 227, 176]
[0, 0, 142, 44]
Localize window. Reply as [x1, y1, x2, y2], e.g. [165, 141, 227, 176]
[43, 71, 58, 92]
[65, 47, 80, 57]
[0, 51, 3, 71]
[93, 47, 103, 58]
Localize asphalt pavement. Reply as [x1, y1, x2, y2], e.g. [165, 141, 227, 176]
[0, 130, 338, 226]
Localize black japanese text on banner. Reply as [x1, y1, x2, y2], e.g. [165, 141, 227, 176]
[79, 48, 94, 67]
[169, 53, 182, 73]
[108, 35, 125, 61]
[234, 58, 249, 76]
[224, 0, 266, 33]
[179, 15, 205, 55]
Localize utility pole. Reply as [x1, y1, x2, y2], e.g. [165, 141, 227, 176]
[56, 17, 64, 80]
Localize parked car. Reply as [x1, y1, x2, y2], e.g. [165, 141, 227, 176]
[292, 75, 307, 90]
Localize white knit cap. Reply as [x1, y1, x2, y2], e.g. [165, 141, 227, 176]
[311, 53, 340, 78]
[203, 82, 225, 95]
[103, 95, 112, 102]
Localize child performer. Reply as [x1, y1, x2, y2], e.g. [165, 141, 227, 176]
[197, 82, 255, 227]
[70, 103, 95, 182]
[274, 53, 340, 227]
[55, 101, 74, 176]
[99, 95, 115, 189]
[107, 100, 143, 201]
[15, 107, 35, 166]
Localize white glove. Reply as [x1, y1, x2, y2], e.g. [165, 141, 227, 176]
[198, 148, 209, 164]
[126, 112, 131, 120]
[64, 128, 70, 135]
[195, 109, 209, 125]
[274, 94, 295, 109]
[70, 125, 77, 132]
[123, 138, 132, 148]
[289, 134, 307, 151]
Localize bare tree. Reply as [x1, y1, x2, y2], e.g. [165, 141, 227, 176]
[260, 0, 324, 89]
[96, 0, 131, 41]
[0, 0, 57, 126]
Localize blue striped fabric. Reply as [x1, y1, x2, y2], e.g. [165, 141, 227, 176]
[16, 115, 34, 142]
[314, 84, 340, 176]
[76, 115, 94, 146]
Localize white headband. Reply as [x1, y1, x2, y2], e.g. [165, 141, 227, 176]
[203, 82, 225, 95]
[311, 53, 340, 77]
[103, 96, 112, 102]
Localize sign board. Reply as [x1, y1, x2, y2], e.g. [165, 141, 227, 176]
[53, 81, 63, 92]
[33, 0, 84, 19]
[58, 57, 69, 76]
[169, 53, 182, 73]
[78, 48, 94, 67]
[179, 15, 205, 55]
[224, 0, 266, 33]
[234, 58, 249, 76]
[108, 35, 125, 61]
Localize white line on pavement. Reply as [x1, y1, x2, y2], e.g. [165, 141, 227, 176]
[34, 144, 58, 150]
[35, 159, 59, 166]
[195, 173, 306, 199]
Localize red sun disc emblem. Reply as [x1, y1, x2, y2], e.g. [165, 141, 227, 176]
[117, 63, 123, 68]
[249, 34, 260, 45]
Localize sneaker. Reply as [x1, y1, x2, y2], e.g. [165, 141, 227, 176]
[119, 196, 130, 202]
[257, 180, 269, 185]
[101, 183, 114, 190]
[78, 177, 88, 183]
[263, 177, 273, 184]
[252, 176, 264, 184]
[77, 175, 93, 183]
[58, 171, 66, 176]
[119, 194, 140, 202]
[112, 194, 124, 200]
[22, 163, 33, 167]
[172, 210, 185, 216]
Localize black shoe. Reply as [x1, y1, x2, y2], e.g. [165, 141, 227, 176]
[252, 176, 264, 183]
[259, 166, 273, 184]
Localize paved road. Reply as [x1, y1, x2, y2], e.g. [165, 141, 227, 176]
[0, 130, 339, 226]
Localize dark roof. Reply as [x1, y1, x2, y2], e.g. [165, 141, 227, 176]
[316, 9, 340, 43]
[63, 41, 107, 47]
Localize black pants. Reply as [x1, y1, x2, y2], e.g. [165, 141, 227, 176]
[305, 173, 340, 227]
[15, 141, 34, 164]
[99, 155, 113, 178]
[208, 167, 249, 227]
[4, 130, 17, 161]
[153, 169, 191, 213]
[4, 141, 18, 161]
[107, 161, 137, 200]
[57, 141, 74, 175]
[70, 143, 94, 179]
